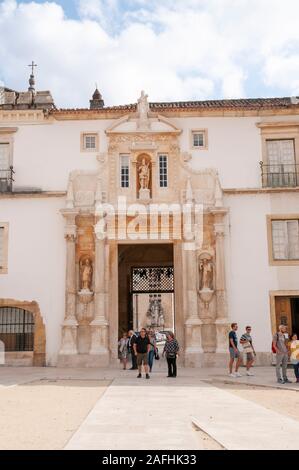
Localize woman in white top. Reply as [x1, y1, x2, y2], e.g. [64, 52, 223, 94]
[289, 333, 299, 383]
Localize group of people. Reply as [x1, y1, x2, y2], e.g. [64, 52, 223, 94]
[118, 328, 180, 379]
[228, 322, 299, 383]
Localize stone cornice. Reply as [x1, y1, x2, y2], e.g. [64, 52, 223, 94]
[223, 187, 299, 195]
[0, 191, 66, 199]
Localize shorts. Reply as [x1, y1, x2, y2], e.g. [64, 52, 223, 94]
[229, 348, 240, 359]
[245, 352, 254, 362]
[137, 353, 148, 366]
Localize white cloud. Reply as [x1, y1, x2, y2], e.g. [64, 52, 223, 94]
[0, 0, 298, 108]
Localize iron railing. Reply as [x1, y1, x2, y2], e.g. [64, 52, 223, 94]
[260, 162, 299, 188]
[0, 166, 14, 193]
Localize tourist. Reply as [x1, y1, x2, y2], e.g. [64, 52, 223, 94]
[228, 323, 242, 377]
[163, 332, 180, 378]
[148, 330, 158, 373]
[128, 330, 138, 370]
[133, 328, 151, 379]
[273, 325, 291, 384]
[118, 332, 129, 370]
[240, 326, 256, 376]
[289, 333, 299, 383]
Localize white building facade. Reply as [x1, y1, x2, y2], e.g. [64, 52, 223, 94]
[0, 83, 299, 367]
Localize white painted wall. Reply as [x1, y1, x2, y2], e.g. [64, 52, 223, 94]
[4, 113, 276, 191]
[224, 192, 299, 352]
[0, 197, 65, 365]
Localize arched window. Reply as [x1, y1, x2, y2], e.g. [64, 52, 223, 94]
[0, 307, 34, 351]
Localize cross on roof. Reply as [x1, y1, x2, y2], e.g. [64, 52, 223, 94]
[28, 61, 37, 75]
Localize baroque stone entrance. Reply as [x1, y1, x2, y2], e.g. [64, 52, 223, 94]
[58, 92, 230, 367]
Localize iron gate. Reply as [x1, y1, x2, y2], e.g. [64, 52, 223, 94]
[131, 266, 174, 294]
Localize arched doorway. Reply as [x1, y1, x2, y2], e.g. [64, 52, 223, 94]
[0, 300, 46, 366]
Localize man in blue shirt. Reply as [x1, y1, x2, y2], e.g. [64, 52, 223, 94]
[228, 323, 242, 377]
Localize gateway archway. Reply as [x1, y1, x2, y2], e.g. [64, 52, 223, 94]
[118, 244, 174, 337]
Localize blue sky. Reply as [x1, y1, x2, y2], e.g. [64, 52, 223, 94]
[0, 0, 299, 108]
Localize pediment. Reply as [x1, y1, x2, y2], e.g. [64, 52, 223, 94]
[105, 113, 181, 135]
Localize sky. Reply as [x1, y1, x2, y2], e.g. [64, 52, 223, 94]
[0, 0, 299, 108]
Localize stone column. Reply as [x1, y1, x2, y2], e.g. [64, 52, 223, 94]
[89, 222, 109, 364]
[184, 241, 203, 367]
[212, 209, 230, 354]
[59, 209, 79, 355]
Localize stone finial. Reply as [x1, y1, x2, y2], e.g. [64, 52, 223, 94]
[186, 176, 193, 204]
[66, 179, 74, 209]
[214, 174, 223, 208]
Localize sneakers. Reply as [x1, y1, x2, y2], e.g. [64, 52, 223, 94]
[277, 378, 285, 384]
[246, 371, 254, 376]
[235, 372, 242, 377]
[137, 373, 142, 378]
[229, 373, 236, 377]
[146, 374, 150, 380]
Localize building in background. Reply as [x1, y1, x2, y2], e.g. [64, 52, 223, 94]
[0, 70, 299, 367]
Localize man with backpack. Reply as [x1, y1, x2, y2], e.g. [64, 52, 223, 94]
[273, 325, 291, 384]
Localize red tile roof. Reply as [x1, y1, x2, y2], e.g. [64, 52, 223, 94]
[50, 96, 299, 114]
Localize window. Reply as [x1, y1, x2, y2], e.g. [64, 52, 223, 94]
[81, 133, 98, 152]
[120, 155, 130, 188]
[159, 154, 168, 188]
[266, 139, 296, 187]
[0, 223, 8, 274]
[0, 143, 12, 192]
[272, 219, 299, 260]
[0, 307, 34, 351]
[191, 130, 208, 149]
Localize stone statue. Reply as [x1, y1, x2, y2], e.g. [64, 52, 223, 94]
[199, 258, 213, 290]
[137, 90, 149, 120]
[146, 298, 165, 328]
[80, 257, 93, 291]
[138, 158, 150, 190]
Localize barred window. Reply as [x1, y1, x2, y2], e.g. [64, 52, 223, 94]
[272, 220, 299, 260]
[120, 155, 130, 188]
[0, 307, 34, 351]
[159, 155, 168, 188]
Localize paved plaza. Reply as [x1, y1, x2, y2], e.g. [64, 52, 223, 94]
[1, 362, 299, 450]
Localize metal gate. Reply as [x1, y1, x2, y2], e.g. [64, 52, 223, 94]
[131, 266, 174, 294]
[0, 307, 34, 351]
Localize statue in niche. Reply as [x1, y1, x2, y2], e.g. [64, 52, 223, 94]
[80, 257, 93, 291]
[199, 257, 213, 291]
[138, 158, 150, 190]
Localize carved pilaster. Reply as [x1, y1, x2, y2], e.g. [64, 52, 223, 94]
[212, 208, 230, 353]
[184, 242, 203, 365]
[89, 223, 109, 357]
[60, 209, 79, 355]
